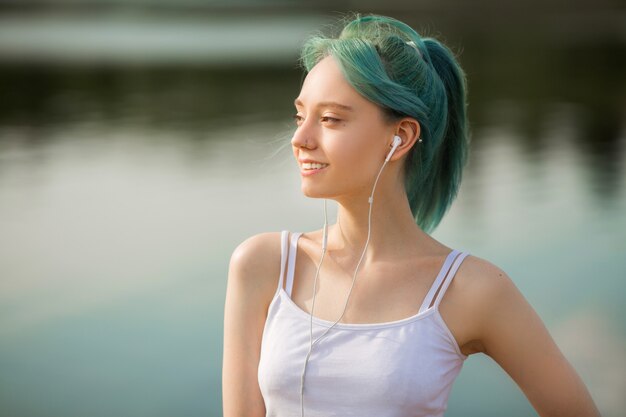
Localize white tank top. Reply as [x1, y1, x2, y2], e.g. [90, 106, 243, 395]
[258, 231, 470, 417]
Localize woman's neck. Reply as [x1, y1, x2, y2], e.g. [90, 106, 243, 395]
[329, 184, 430, 262]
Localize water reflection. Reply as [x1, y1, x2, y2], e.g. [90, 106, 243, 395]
[1, 38, 623, 198]
[0, 66, 303, 131]
[0, 8, 625, 417]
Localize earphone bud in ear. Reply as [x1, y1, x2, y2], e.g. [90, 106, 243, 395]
[385, 135, 402, 162]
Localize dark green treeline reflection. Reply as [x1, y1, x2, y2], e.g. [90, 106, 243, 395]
[1, 35, 623, 199]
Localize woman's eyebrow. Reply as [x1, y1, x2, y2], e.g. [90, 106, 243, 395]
[293, 98, 354, 112]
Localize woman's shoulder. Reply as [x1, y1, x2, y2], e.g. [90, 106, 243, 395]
[452, 253, 518, 307]
[450, 253, 527, 329]
[443, 253, 523, 354]
[230, 231, 283, 266]
[228, 232, 284, 301]
[456, 253, 510, 282]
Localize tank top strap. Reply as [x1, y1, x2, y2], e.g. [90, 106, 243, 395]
[277, 230, 290, 293]
[284, 232, 302, 297]
[419, 249, 467, 313]
[428, 251, 471, 311]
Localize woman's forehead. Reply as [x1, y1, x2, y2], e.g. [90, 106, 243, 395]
[297, 56, 368, 109]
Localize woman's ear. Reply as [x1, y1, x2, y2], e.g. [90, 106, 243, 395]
[388, 118, 421, 162]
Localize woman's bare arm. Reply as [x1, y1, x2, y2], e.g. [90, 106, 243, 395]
[222, 232, 281, 417]
[471, 260, 600, 417]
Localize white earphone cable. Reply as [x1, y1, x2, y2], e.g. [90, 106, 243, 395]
[300, 199, 327, 417]
[299, 157, 391, 417]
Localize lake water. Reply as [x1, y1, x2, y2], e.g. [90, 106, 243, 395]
[0, 8, 624, 417]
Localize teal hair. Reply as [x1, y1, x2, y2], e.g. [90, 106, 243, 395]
[299, 13, 470, 233]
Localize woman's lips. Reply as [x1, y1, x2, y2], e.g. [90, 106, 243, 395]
[299, 160, 329, 176]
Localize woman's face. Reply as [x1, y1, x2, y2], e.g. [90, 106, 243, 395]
[292, 55, 396, 201]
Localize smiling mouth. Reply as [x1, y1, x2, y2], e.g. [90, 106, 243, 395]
[301, 162, 329, 170]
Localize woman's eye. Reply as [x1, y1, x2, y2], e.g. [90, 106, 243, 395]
[292, 114, 304, 125]
[292, 115, 341, 125]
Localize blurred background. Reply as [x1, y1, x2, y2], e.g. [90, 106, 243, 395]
[0, 1, 624, 416]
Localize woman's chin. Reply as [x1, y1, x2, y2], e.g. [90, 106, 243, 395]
[302, 189, 323, 199]
[301, 184, 332, 199]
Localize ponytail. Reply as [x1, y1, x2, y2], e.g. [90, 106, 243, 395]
[406, 38, 469, 233]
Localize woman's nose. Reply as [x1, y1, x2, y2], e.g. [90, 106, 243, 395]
[291, 133, 309, 149]
[291, 124, 315, 149]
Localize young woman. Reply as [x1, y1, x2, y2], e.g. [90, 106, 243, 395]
[223, 14, 600, 417]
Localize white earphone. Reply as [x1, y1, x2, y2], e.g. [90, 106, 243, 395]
[385, 135, 402, 162]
